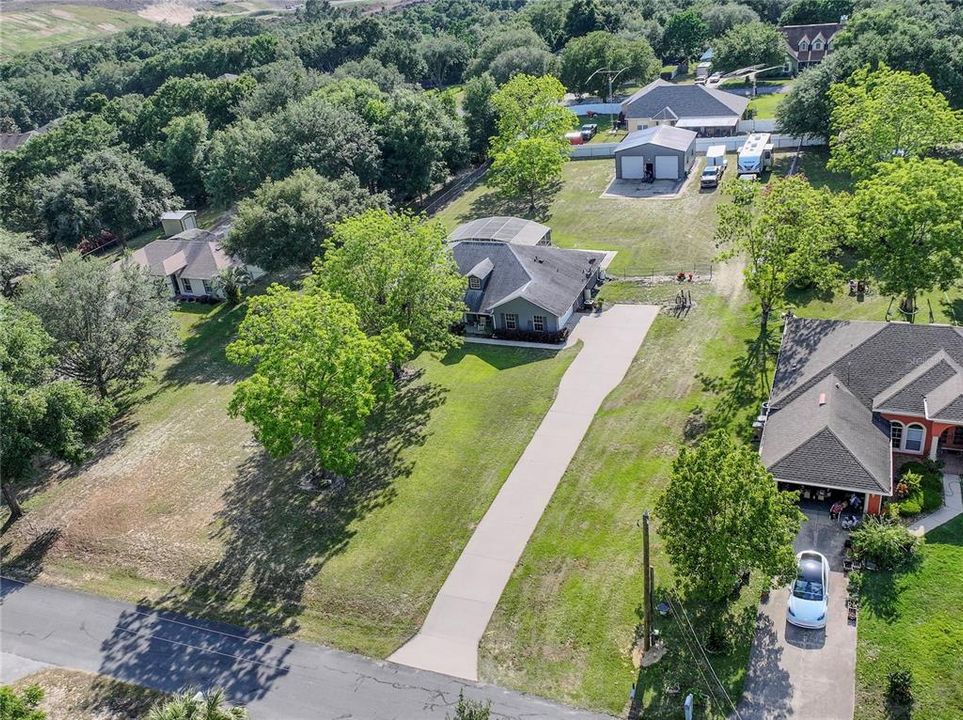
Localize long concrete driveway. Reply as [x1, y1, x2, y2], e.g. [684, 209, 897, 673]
[0, 578, 612, 720]
[390, 305, 659, 680]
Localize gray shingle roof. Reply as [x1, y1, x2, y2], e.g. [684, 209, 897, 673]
[448, 216, 550, 246]
[452, 241, 604, 317]
[621, 79, 749, 120]
[617, 125, 697, 153]
[131, 229, 241, 280]
[762, 375, 892, 494]
[763, 317, 963, 495]
[874, 354, 960, 415]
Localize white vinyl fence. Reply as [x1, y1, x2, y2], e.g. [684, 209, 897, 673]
[570, 133, 825, 160]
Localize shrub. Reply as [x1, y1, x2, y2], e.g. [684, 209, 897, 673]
[850, 517, 921, 570]
[848, 569, 864, 595]
[887, 664, 914, 707]
[899, 461, 944, 514]
[492, 327, 569, 344]
[447, 691, 490, 720]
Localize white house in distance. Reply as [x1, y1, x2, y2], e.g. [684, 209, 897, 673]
[620, 79, 749, 137]
[130, 212, 263, 299]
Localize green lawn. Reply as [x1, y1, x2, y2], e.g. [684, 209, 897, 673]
[0, 4, 151, 57]
[2, 294, 578, 658]
[748, 92, 784, 120]
[480, 277, 768, 716]
[855, 513, 963, 720]
[435, 159, 724, 276]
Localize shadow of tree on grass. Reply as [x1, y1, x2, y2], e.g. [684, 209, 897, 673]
[697, 326, 779, 438]
[95, 373, 447, 703]
[121, 372, 445, 636]
[459, 181, 561, 225]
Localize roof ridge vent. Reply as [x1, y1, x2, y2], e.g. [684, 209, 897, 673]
[818, 392, 827, 406]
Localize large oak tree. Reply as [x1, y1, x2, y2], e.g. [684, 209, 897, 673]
[226, 285, 407, 477]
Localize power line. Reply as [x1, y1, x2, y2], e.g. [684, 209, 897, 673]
[664, 594, 725, 714]
[673, 595, 745, 720]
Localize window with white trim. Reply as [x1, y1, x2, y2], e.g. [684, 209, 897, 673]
[812, 40, 823, 50]
[202, 279, 213, 295]
[181, 277, 193, 294]
[533, 315, 546, 332]
[504, 313, 518, 330]
[799, 39, 810, 51]
[904, 424, 925, 453]
[469, 276, 481, 290]
[890, 421, 903, 448]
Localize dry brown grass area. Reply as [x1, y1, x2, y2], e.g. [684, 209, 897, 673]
[11, 669, 165, 720]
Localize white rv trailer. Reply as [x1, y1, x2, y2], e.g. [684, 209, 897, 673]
[737, 133, 774, 178]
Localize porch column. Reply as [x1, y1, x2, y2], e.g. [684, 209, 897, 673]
[929, 432, 940, 461]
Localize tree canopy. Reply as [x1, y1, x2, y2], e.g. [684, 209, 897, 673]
[312, 209, 464, 358]
[147, 688, 246, 720]
[224, 168, 388, 271]
[715, 174, 848, 334]
[560, 32, 660, 100]
[851, 158, 963, 313]
[656, 432, 804, 608]
[660, 10, 710, 63]
[0, 300, 112, 519]
[712, 21, 786, 72]
[226, 284, 406, 476]
[19, 254, 178, 398]
[828, 64, 963, 180]
[0, 229, 52, 297]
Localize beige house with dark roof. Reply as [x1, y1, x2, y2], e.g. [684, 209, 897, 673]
[130, 228, 263, 299]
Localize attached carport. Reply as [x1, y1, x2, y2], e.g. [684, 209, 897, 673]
[614, 125, 697, 181]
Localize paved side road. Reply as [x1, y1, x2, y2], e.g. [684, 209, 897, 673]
[0, 578, 612, 720]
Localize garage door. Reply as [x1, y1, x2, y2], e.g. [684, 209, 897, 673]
[620, 155, 645, 179]
[654, 155, 678, 180]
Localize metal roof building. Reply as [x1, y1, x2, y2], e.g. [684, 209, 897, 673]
[448, 216, 552, 246]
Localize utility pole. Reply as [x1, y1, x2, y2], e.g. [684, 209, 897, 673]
[642, 511, 652, 652]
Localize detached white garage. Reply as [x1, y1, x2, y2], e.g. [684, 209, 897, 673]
[614, 125, 697, 181]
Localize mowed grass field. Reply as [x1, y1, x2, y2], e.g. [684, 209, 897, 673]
[0, 4, 151, 57]
[434, 158, 723, 276]
[855, 515, 963, 720]
[1, 294, 578, 657]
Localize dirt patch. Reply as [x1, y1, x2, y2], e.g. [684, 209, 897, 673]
[138, 0, 196, 24]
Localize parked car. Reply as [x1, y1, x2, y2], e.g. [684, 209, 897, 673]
[580, 123, 598, 140]
[700, 165, 724, 189]
[787, 550, 829, 629]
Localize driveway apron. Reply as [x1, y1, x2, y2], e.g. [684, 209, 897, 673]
[389, 305, 659, 680]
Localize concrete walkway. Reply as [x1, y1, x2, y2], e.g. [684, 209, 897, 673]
[390, 304, 659, 680]
[908, 473, 963, 536]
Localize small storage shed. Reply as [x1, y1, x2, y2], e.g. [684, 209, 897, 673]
[614, 125, 697, 181]
[160, 210, 198, 238]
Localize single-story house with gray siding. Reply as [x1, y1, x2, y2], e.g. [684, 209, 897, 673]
[614, 125, 697, 181]
[451, 240, 605, 336]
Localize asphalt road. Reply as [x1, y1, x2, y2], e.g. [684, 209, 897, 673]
[0, 578, 613, 720]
